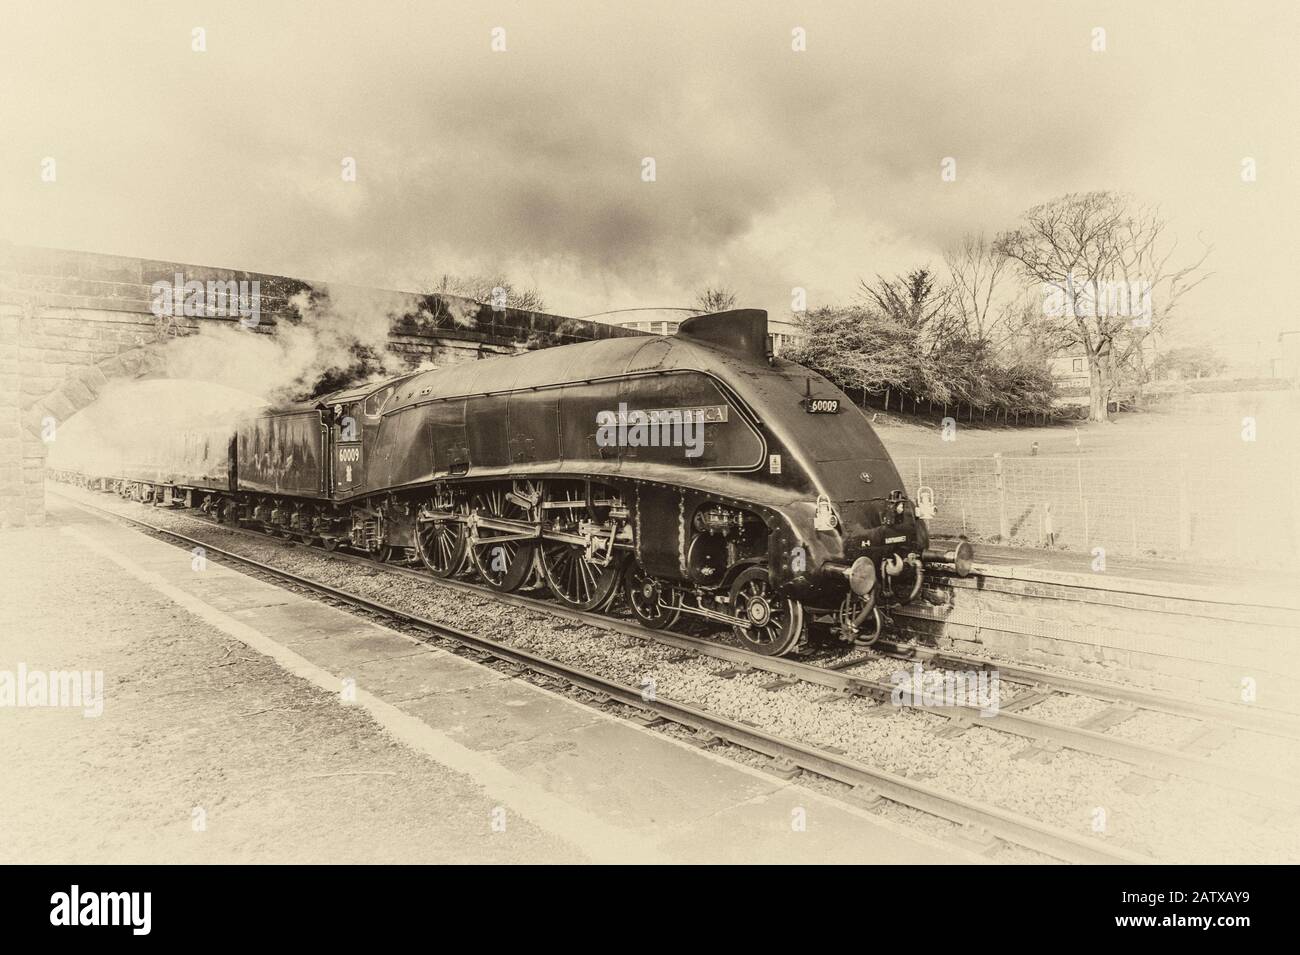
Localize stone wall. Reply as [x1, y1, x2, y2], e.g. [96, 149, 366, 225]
[0, 299, 185, 527]
[0, 243, 636, 526]
[0, 303, 40, 526]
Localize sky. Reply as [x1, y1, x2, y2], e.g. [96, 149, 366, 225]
[2, 1, 1297, 349]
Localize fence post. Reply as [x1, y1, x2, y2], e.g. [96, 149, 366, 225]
[1294, 462, 1300, 563]
[1177, 453, 1191, 552]
[1076, 457, 1086, 547]
[993, 452, 1009, 540]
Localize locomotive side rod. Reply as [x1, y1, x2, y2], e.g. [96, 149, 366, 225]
[427, 509, 629, 552]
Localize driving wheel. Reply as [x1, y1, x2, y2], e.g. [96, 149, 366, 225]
[729, 566, 805, 656]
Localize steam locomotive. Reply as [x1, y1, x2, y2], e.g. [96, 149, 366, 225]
[66, 309, 970, 657]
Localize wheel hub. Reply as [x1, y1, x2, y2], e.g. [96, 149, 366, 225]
[746, 596, 772, 627]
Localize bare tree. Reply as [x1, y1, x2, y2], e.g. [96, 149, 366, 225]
[944, 232, 1014, 345]
[995, 192, 1211, 422]
[429, 273, 547, 312]
[694, 286, 737, 314]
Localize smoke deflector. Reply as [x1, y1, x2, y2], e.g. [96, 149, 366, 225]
[676, 309, 769, 361]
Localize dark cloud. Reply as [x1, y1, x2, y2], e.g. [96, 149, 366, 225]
[2, 1, 1296, 334]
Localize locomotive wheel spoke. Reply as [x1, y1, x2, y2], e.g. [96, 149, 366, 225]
[414, 499, 467, 578]
[540, 539, 619, 611]
[729, 567, 804, 657]
[623, 561, 681, 630]
[538, 483, 620, 611]
[469, 488, 536, 592]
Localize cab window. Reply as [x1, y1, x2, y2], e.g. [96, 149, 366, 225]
[335, 403, 362, 441]
[364, 387, 395, 417]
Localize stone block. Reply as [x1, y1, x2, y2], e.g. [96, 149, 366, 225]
[19, 376, 63, 397]
[60, 376, 96, 411]
[39, 320, 99, 339]
[113, 349, 147, 377]
[19, 407, 42, 437]
[80, 364, 109, 393]
[41, 391, 77, 422]
[43, 350, 92, 365]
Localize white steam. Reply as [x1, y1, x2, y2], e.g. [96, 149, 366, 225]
[48, 283, 441, 477]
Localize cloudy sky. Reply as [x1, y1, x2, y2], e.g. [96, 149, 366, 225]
[2, 1, 1296, 346]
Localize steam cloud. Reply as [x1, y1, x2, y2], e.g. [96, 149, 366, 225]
[49, 284, 436, 477]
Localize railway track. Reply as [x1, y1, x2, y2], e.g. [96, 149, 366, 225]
[56, 487, 1168, 864]
[77, 488, 1300, 746]
[870, 639, 1300, 742]
[298, 547, 1300, 806]
[219, 520, 1300, 803]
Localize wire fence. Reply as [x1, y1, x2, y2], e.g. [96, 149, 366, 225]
[901, 452, 1297, 564]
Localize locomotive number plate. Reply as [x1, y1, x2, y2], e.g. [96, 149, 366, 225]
[804, 398, 840, 414]
[337, 443, 362, 464]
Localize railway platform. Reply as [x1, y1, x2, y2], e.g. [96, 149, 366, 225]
[968, 542, 1298, 609]
[901, 540, 1300, 711]
[0, 496, 978, 864]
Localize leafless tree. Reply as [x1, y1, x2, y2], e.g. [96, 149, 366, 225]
[693, 286, 738, 314]
[944, 232, 1014, 345]
[429, 273, 547, 312]
[995, 192, 1211, 421]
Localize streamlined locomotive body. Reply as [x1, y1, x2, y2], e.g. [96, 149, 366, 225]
[94, 310, 969, 656]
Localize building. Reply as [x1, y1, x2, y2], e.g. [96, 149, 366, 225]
[1048, 350, 1090, 383]
[1207, 334, 1300, 380]
[1046, 348, 1090, 408]
[766, 316, 803, 356]
[589, 307, 804, 356]
[593, 307, 693, 337]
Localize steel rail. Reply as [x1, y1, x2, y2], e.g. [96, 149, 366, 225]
[871, 638, 1300, 742]
[62, 490, 1300, 800]
[57, 491, 1153, 865]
